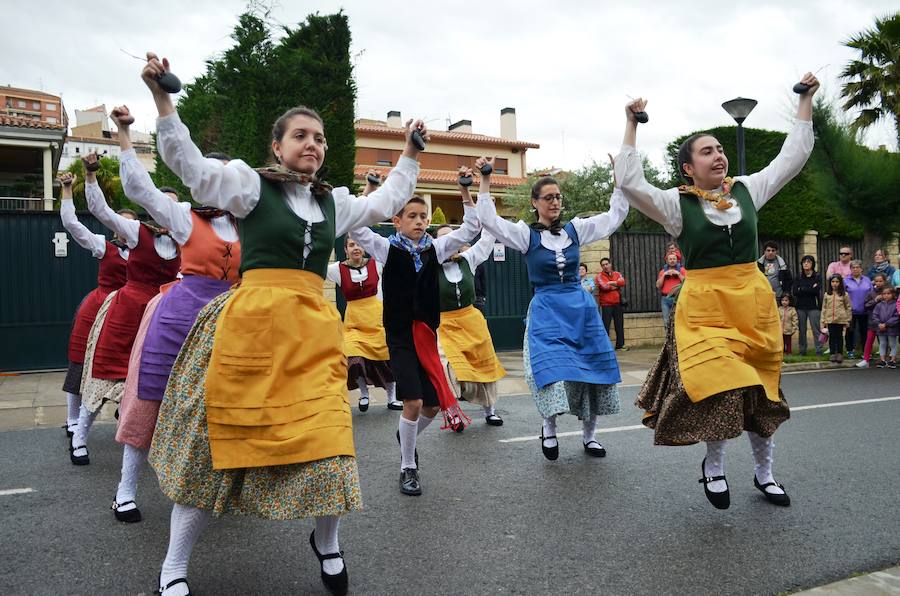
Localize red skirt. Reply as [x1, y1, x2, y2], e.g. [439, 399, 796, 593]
[90, 281, 159, 380]
[68, 287, 115, 363]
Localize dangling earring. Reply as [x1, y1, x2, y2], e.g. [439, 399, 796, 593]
[529, 207, 537, 213]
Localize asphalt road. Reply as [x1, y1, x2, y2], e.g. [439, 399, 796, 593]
[1, 368, 899, 595]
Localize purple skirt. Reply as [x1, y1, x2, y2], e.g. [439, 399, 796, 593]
[138, 275, 232, 401]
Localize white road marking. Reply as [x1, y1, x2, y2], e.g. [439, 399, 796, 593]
[0, 488, 34, 496]
[500, 395, 900, 443]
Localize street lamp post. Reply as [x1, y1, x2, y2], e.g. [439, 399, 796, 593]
[721, 97, 758, 176]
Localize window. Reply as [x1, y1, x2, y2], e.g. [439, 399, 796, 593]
[494, 157, 509, 175]
[45, 103, 56, 111]
[17, 100, 25, 108]
[376, 148, 393, 167]
[75, 147, 80, 154]
[32, 102, 40, 110]
[46, 116, 57, 124]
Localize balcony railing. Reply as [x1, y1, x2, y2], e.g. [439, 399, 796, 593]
[0, 197, 46, 211]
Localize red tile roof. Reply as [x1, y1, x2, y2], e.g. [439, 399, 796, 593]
[0, 113, 66, 130]
[354, 165, 526, 188]
[355, 123, 539, 150]
[0, 85, 62, 101]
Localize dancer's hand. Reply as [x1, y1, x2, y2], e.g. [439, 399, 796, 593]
[81, 153, 100, 181]
[110, 105, 134, 129]
[403, 119, 429, 157]
[625, 98, 648, 124]
[142, 51, 176, 117]
[796, 71, 820, 97]
[362, 169, 383, 196]
[475, 157, 495, 195]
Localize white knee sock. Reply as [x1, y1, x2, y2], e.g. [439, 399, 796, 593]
[115, 445, 148, 510]
[748, 432, 785, 495]
[65, 392, 82, 428]
[704, 440, 728, 493]
[314, 515, 344, 575]
[416, 414, 434, 436]
[160, 504, 211, 595]
[582, 415, 598, 444]
[541, 416, 558, 448]
[399, 416, 418, 471]
[386, 382, 398, 404]
[483, 405, 495, 417]
[71, 405, 98, 454]
[357, 379, 369, 401]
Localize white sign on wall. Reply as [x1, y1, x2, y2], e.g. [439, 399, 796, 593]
[492, 242, 506, 262]
[52, 232, 69, 257]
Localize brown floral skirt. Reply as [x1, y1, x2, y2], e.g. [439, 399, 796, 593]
[636, 304, 790, 446]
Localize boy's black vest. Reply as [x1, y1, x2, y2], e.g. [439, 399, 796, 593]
[382, 244, 441, 337]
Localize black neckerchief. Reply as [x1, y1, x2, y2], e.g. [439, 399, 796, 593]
[342, 257, 368, 270]
[530, 218, 564, 236]
[255, 165, 333, 200]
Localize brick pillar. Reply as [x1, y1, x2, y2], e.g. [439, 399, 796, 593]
[580, 239, 610, 277]
[886, 233, 900, 266]
[801, 229, 818, 260]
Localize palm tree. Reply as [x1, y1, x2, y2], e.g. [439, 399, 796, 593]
[839, 12, 900, 146]
[65, 155, 138, 212]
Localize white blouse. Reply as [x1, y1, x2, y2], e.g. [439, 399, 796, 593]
[614, 120, 815, 237]
[119, 149, 237, 245]
[475, 187, 629, 255]
[349, 204, 481, 265]
[85, 181, 178, 260]
[441, 230, 495, 283]
[155, 112, 419, 237]
[326, 259, 385, 300]
[60, 198, 108, 259]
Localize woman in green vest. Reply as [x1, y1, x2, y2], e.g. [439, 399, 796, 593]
[141, 51, 425, 596]
[614, 72, 819, 510]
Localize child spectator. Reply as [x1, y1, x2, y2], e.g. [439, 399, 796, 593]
[821, 274, 852, 363]
[857, 273, 887, 368]
[657, 252, 685, 327]
[871, 285, 899, 368]
[779, 294, 798, 355]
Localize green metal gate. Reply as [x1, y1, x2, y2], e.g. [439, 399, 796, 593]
[0, 211, 108, 371]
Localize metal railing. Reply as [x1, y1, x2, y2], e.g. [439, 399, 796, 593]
[0, 197, 46, 211]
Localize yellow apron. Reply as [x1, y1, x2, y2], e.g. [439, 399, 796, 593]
[343, 295, 389, 361]
[675, 262, 782, 403]
[204, 269, 353, 470]
[438, 304, 506, 383]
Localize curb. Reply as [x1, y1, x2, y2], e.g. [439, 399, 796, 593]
[782, 361, 858, 372]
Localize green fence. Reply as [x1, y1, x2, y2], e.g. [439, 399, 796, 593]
[1, 211, 109, 371]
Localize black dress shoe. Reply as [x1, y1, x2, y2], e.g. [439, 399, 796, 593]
[158, 576, 190, 595]
[69, 445, 90, 466]
[309, 531, 348, 596]
[754, 476, 791, 507]
[395, 429, 419, 467]
[358, 397, 369, 412]
[485, 414, 504, 426]
[112, 500, 143, 523]
[387, 400, 404, 411]
[583, 440, 606, 457]
[399, 468, 422, 496]
[540, 429, 558, 461]
[699, 457, 730, 509]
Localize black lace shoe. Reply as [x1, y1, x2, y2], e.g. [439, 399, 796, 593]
[540, 428, 559, 461]
[69, 445, 89, 466]
[358, 397, 369, 412]
[111, 500, 143, 523]
[399, 468, 422, 496]
[754, 475, 791, 507]
[699, 457, 730, 510]
[309, 531, 348, 595]
[158, 576, 190, 595]
[583, 440, 606, 457]
[485, 414, 504, 426]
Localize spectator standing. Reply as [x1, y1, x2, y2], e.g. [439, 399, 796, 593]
[826, 245, 853, 279]
[596, 257, 627, 350]
[657, 252, 685, 327]
[821, 274, 852, 363]
[792, 255, 823, 355]
[757, 241, 792, 299]
[857, 273, 888, 368]
[867, 249, 895, 281]
[891, 255, 900, 288]
[779, 294, 798, 354]
[844, 260, 873, 358]
[871, 285, 899, 368]
[579, 263, 596, 296]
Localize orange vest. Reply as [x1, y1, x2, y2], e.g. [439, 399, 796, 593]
[181, 211, 241, 282]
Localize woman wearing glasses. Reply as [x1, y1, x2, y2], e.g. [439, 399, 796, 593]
[475, 156, 628, 461]
[614, 73, 819, 510]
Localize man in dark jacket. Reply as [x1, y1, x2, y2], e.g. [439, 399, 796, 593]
[792, 254, 822, 355]
[757, 241, 793, 300]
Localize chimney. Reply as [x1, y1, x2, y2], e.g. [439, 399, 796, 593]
[386, 110, 402, 128]
[500, 107, 517, 140]
[448, 119, 472, 134]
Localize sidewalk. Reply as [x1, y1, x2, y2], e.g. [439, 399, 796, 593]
[792, 565, 900, 595]
[0, 347, 859, 433]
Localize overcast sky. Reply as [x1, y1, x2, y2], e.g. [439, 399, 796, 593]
[4, 0, 897, 175]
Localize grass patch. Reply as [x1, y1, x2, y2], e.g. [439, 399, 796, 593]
[783, 353, 831, 364]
